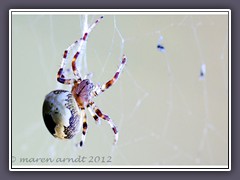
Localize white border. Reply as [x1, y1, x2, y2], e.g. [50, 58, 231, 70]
[228, 10, 231, 171]
[11, 9, 229, 15]
[9, 9, 12, 172]
[11, 165, 228, 171]
[9, 9, 231, 171]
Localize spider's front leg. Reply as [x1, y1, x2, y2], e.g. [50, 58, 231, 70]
[92, 55, 127, 97]
[57, 39, 81, 84]
[57, 16, 104, 84]
[72, 16, 104, 78]
[57, 68, 75, 84]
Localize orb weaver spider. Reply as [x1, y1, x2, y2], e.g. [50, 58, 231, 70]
[42, 16, 127, 147]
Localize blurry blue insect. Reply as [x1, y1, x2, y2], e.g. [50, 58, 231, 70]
[199, 64, 206, 80]
[157, 35, 165, 52]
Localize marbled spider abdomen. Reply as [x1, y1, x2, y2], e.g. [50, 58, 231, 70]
[42, 90, 82, 139]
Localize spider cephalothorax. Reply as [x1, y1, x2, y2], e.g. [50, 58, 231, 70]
[72, 79, 94, 107]
[42, 16, 127, 147]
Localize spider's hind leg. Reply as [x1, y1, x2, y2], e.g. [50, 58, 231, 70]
[87, 103, 101, 125]
[90, 102, 118, 145]
[78, 108, 88, 147]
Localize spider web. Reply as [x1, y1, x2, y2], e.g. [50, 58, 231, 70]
[11, 12, 229, 168]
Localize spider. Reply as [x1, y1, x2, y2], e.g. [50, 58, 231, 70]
[42, 16, 127, 147]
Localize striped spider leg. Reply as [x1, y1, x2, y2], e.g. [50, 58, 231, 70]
[79, 55, 127, 146]
[53, 15, 127, 147]
[89, 101, 119, 144]
[86, 55, 127, 145]
[57, 16, 104, 84]
[91, 55, 127, 97]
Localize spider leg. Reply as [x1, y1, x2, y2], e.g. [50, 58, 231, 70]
[57, 16, 104, 84]
[87, 103, 101, 125]
[57, 39, 82, 84]
[90, 101, 118, 145]
[79, 108, 88, 147]
[71, 16, 104, 78]
[92, 55, 127, 97]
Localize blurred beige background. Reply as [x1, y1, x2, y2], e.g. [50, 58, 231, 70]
[11, 12, 229, 167]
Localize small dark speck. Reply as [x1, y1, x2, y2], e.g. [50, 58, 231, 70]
[157, 44, 165, 50]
